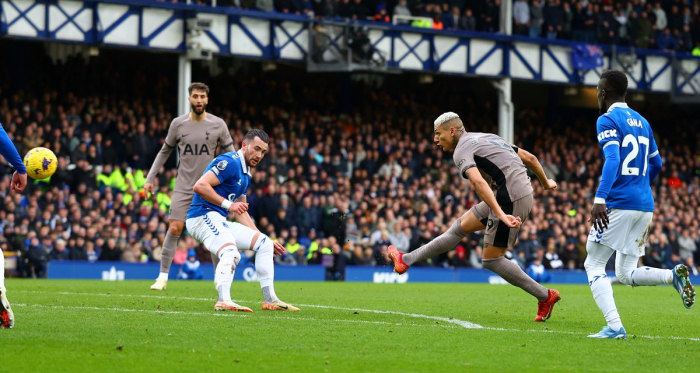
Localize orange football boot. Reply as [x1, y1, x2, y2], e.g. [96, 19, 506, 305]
[215, 301, 253, 313]
[262, 301, 300, 312]
[388, 245, 409, 274]
[535, 289, 561, 322]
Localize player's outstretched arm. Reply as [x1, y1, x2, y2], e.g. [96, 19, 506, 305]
[464, 167, 522, 229]
[516, 147, 557, 191]
[589, 143, 621, 231]
[648, 153, 662, 182]
[193, 171, 248, 214]
[0, 124, 27, 192]
[144, 120, 179, 195]
[143, 143, 175, 195]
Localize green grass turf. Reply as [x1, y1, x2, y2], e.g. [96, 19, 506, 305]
[1, 279, 697, 372]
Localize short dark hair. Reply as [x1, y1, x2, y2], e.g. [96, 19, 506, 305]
[188, 82, 209, 96]
[600, 70, 628, 98]
[243, 129, 269, 144]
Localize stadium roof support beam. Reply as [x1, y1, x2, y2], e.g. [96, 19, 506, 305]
[497, 0, 514, 144]
[494, 79, 514, 144]
[178, 55, 192, 116]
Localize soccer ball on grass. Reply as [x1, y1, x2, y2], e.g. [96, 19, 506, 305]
[24, 147, 58, 180]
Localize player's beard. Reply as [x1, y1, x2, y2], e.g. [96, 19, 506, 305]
[191, 103, 206, 116]
[243, 151, 257, 168]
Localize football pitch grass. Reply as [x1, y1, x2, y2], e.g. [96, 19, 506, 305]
[2, 280, 698, 372]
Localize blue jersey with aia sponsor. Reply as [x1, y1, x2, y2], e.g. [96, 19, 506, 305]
[595, 103, 659, 212]
[186, 149, 251, 219]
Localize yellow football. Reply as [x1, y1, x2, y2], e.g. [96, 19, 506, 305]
[24, 147, 58, 180]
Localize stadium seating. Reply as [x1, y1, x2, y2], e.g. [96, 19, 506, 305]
[168, 0, 700, 54]
[0, 41, 699, 280]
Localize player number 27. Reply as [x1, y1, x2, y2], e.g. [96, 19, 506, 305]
[621, 134, 649, 176]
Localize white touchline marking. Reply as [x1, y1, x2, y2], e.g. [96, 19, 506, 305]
[15, 290, 481, 329]
[11, 303, 248, 318]
[295, 303, 483, 329]
[14, 290, 700, 342]
[10, 303, 457, 329]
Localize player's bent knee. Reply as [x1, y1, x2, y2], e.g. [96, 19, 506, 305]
[584, 241, 608, 271]
[482, 245, 507, 260]
[616, 271, 634, 286]
[217, 246, 241, 269]
[169, 221, 185, 236]
[253, 233, 273, 253]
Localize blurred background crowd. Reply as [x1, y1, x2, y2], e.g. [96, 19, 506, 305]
[162, 0, 700, 54]
[1, 40, 699, 281]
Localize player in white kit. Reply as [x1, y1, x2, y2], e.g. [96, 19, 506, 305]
[585, 70, 695, 339]
[186, 129, 299, 312]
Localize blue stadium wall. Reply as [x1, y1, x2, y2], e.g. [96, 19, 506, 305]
[46, 261, 700, 285]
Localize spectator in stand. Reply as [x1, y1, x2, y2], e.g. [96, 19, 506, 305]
[599, 3, 617, 44]
[562, 1, 573, 40]
[460, 8, 476, 31]
[393, 0, 411, 24]
[657, 28, 679, 50]
[636, 11, 653, 48]
[530, 0, 545, 38]
[615, 9, 629, 44]
[448, 6, 461, 30]
[440, 3, 453, 29]
[679, 24, 694, 52]
[514, 0, 531, 36]
[653, 2, 667, 31]
[544, 0, 563, 40]
[351, 0, 369, 20]
[527, 250, 551, 283]
[668, 5, 683, 35]
[479, 0, 499, 33]
[338, 0, 353, 18]
[255, 0, 275, 12]
[276, 0, 299, 14]
[432, 9, 444, 30]
[678, 229, 698, 275]
[374, 4, 391, 23]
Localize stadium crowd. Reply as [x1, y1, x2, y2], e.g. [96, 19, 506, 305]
[1, 51, 699, 280]
[165, 0, 700, 54]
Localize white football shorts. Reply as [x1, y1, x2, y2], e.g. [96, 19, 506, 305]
[186, 211, 259, 256]
[588, 209, 653, 257]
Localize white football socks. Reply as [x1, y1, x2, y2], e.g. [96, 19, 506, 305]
[157, 272, 169, 281]
[629, 267, 673, 286]
[585, 241, 623, 332]
[588, 271, 623, 332]
[215, 248, 240, 303]
[254, 235, 279, 303]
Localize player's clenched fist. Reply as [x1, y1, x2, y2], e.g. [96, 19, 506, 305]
[544, 179, 557, 191]
[273, 241, 287, 256]
[228, 202, 248, 214]
[499, 214, 522, 228]
[143, 182, 154, 195]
